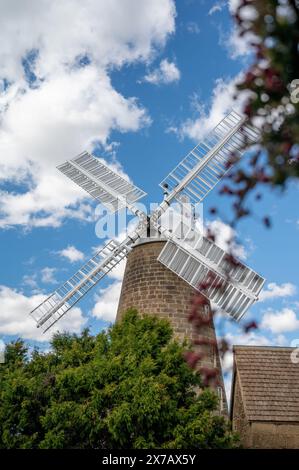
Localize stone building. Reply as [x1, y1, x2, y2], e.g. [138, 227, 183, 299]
[231, 345, 299, 448]
[116, 237, 227, 413]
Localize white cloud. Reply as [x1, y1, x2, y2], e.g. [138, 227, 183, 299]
[0, 68, 149, 228]
[209, 2, 226, 15]
[58, 245, 85, 263]
[92, 281, 122, 322]
[0, 0, 176, 228]
[0, 285, 87, 342]
[259, 282, 296, 302]
[275, 334, 288, 346]
[23, 274, 38, 289]
[108, 259, 127, 281]
[143, 59, 180, 85]
[225, 330, 271, 348]
[174, 73, 249, 142]
[41, 267, 57, 284]
[261, 308, 299, 334]
[23, 268, 57, 289]
[220, 1, 258, 60]
[224, 28, 249, 60]
[0, 0, 175, 83]
[186, 22, 200, 34]
[205, 219, 247, 260]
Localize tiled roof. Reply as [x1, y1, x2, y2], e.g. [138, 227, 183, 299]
[232, 346, 299, 422]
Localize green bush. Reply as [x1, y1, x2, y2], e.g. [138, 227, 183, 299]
[0, 310, 238, 449]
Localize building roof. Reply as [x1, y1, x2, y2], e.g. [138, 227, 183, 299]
[231, 346, 299, 422]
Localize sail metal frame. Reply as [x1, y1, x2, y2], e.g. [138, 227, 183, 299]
[29, 110, 264, 332]
[57, 152, 147, 216]
[157, 223, 265, 321]
[159, 110, 259, 207]
[31, 224, 147, 332]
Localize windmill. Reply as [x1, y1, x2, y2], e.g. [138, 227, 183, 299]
[30, 110, 265, 341]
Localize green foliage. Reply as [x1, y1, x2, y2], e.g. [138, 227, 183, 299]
[0, 310, 238, 449]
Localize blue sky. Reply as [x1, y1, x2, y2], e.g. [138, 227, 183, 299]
[0, 0, 298, 391]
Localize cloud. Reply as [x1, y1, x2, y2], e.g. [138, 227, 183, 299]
[0, 0, 176, 229]
[222, 28, 250, 60]
[0, 0, 176, 83]
[208, 2, 226, 15]
[108, 259, 127, 281]
[259, 282, 296, 302]
[23, 267, 57, 289]
[172, 73, 249, 142]
[275, 334, 288, 346]
[205, 219, 247, 260]
[92, 281, 122, 322]
[186, 22, 200, 34]
[261, 308, 299, 334]
[219, 1, 258, 60]
[0, 285, 87, 342]
[58, 245, 85, 263]
[41, 267, 57, 284]
[22, 274, 38, 290]
[227, 331, 271, 347]
[0, 68, 149, 228]
[143, 59, 180, 85]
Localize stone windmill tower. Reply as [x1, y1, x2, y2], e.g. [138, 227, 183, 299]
[30, 111, 265, 410]
[115, 236, 227, 406]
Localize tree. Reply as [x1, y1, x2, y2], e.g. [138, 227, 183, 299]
[0, 310, 238, 449]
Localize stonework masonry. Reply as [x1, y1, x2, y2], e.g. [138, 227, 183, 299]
[231, 346, 299, 448]
[232, 372, 299, 448]
[116, 239, 227, 412]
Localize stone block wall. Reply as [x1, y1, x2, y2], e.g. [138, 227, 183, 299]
[117, 240, 214, 355]
[232, 374, 299, 448]
[231, 373, 252, 447]
[251, 422, 299, 449]
[116, 239, 227, 413]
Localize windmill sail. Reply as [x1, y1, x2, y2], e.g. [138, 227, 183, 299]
[28, 111, 265, 334]
[57, 152, 147, 214]
[30, 238, 132, 333]
[158, 225, 265, 320]
[160, 110, 259, 206]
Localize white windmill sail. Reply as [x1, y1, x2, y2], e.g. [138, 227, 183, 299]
[158, 224, 265, 321]
[159, 110, 259, 207]
[57, 151, 147, 214]
[30, 236, 140, 333]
